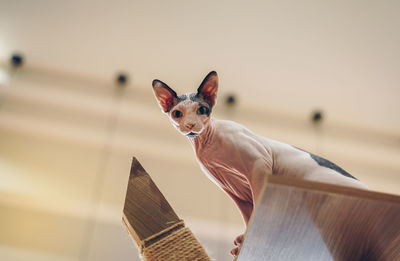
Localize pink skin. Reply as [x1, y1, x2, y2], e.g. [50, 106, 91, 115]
[152, 72, 368, 257]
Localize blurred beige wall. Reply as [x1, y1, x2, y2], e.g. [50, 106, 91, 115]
[0, 1, 399, 261]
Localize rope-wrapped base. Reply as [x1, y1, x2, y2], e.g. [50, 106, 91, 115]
[142, 224, 210, 261]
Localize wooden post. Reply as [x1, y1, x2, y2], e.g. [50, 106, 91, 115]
[237, 175, 400, 261]
[122, 157, 210, 261]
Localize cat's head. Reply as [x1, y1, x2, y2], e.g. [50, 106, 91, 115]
[152, 71, 218, 139]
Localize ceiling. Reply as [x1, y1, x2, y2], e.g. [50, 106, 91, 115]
[0, 0, 399, 135]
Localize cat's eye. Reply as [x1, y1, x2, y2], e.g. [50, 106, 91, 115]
[172, 110, 182, 118]
[197, 106, 209, 115]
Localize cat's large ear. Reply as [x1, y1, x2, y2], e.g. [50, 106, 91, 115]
[152, 80, 179, 113]
[197, 71, 218, 107]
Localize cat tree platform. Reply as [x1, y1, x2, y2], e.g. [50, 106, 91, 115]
[237, 175, 400, 261]
[122, 158, 400, 261]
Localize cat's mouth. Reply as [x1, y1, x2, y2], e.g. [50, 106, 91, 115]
[186, 132, 199, 138]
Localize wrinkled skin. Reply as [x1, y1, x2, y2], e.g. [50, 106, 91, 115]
[152, 71, 368, 257]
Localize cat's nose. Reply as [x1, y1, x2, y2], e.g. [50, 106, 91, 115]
[185, 123, 196, 130]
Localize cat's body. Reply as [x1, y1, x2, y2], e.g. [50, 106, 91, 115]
[152, 71, 368, 256]
[190, 118, 367, 221]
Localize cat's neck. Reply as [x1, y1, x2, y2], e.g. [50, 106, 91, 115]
[189, 118, 215, 149]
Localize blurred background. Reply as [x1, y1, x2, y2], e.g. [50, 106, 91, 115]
[0, 0, 399, 260]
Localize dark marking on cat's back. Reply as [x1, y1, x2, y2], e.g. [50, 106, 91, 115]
[310, 154, 357, 180]
[294, 147, 357, 180]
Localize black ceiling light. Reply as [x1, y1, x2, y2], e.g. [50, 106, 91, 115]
[10, 53, 24, 68]
[311, 110, 324, 124]
[225, 94, 237, 106]
[116, 72, 128, 86]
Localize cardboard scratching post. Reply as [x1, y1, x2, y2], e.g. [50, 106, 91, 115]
[237, 176, 400, 261]
[122, 157, 210, 261]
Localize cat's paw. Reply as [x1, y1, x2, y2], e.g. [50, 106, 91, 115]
[234, 234, 244, 246]
[230, 234, 244, 257]
[230, 246, 240, 257]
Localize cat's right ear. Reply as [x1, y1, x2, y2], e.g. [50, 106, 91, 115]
[152, 80, 179, 113]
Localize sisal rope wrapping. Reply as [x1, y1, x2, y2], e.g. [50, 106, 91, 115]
[141, 223, 210, 261]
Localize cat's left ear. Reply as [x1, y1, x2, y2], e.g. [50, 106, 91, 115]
[197, 71, 218, 107]
[152, 80, 179, 113]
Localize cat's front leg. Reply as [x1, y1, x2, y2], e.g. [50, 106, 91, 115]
[223, 137, 273, 256]
[222, 189, 253, 257]
[228, 156, 272, 257]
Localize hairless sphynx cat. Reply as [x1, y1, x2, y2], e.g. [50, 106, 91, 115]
[152, 71, 368, 257]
